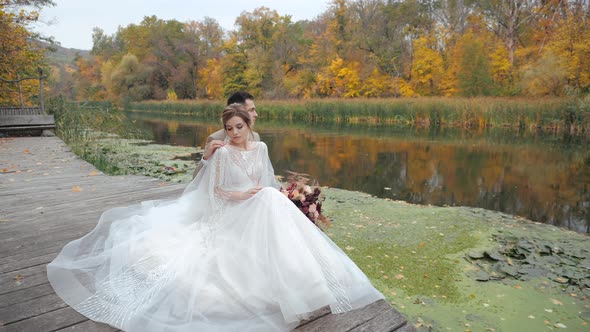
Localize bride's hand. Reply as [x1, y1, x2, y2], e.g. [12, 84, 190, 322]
[241, 186, 263, 199]
[203, 140, 225, 160]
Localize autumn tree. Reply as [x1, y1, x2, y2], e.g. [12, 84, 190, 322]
[0, 0, 54, 106]
[410, 35, 444, 96]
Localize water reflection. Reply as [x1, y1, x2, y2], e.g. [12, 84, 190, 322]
[127, 111, 590, 234]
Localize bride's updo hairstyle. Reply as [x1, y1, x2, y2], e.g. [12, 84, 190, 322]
[222, 103, 254, 139]
[222, 103, 252, 127]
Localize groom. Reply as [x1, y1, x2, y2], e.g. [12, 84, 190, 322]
[192, 91, 260, 178]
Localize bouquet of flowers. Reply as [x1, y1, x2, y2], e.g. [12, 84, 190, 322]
[279, 171, 330, 228]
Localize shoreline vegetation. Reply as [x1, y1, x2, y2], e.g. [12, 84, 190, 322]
[129, 96, 590, 137]
[47, 99, 590, 331]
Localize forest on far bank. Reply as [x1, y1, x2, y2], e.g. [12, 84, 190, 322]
[1, 0, 589, 106]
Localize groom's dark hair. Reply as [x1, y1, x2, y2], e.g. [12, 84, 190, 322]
[226, 91, 254, 106]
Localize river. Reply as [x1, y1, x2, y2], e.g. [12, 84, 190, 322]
[126, 111, 590, 234]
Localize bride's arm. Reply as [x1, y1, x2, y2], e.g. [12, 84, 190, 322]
[259, 142, 282, 189]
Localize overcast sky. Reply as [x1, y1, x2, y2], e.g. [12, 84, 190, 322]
[39, 0, 331, 50]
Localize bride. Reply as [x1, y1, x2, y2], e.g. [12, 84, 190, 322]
[47, 103, 384, 331]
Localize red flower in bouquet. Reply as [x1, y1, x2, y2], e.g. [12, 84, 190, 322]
[279, 171, 330, 228]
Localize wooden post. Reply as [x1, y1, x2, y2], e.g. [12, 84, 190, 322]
[38, 68, 45, 114]
[17, 73, 25, 110]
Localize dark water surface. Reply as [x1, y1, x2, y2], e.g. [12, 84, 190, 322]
[126, 111, 590, 234]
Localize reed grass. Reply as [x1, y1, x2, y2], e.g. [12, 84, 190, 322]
[129, 97, 589, 136]
[47, 97, 150, 174]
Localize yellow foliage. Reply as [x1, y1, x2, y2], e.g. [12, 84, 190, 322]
[198, 58, 223, 99]
[540, 8, 590, 93]
[489, 44, 511, 86]
[362, 69, 392, 97]
[166, 90, 178, 101]
[410, 36, 444, 96]
[395, 78, 416, 97]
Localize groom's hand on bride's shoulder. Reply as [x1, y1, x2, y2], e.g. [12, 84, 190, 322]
[203, 140, 225, 160]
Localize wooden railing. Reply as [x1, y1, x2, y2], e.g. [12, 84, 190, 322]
[0, 107, 55, 133]
[0, 107, 46, 115]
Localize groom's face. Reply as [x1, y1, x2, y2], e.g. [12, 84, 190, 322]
[244, 99, 257, 126]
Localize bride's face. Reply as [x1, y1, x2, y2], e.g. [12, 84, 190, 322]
[225, 116, 249, 146]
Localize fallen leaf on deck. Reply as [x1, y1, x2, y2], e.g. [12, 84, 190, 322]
[14, 275, 24, 281]
[71, 186, 83, 192]
[88, 171, 98, 176]
[23, 149, 30, 154]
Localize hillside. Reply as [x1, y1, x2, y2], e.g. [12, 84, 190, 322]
[39, 40, 90, 66]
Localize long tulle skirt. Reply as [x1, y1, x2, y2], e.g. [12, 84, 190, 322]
[47, 187, 384, 331]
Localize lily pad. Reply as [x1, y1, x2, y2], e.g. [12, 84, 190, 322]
[580, 311, 590, 322]
[468, 270, 492, 281]
[484, 250, 505, 261]
[499, 264, 519, 277]
[467, 251, 485, 259]
[553, 276, 569, 284]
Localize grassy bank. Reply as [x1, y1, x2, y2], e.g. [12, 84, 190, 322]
[47, 98, 155, 175]
[130, 96, 590, 136]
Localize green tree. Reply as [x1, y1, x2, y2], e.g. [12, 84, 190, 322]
[110, 54, 152, 102]
[457, 32, 493, 96]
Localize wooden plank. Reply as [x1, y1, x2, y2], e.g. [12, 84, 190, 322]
[0, 252, 56, 275]
[0, 283, 55, 308]
[0, 235, 84, 260]
[349, 308, 408, 332]
[0, 125, 55, 131]
[2, 306, 87, 332]
[0, 264, 48, 295]
[294, 299, 391, 332]
[0, 293, 68, 325]
[295, 305, 332, 328]
[0, 115, 55, 127]
[0, 243, 68, 267]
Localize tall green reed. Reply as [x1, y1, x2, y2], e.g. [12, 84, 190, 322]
[128, 97, 587, 136]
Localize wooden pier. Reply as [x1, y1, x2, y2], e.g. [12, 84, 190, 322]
[0, 137, 415, 332]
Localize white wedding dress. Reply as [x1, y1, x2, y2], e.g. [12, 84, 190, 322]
[47, 142, 384, 332]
